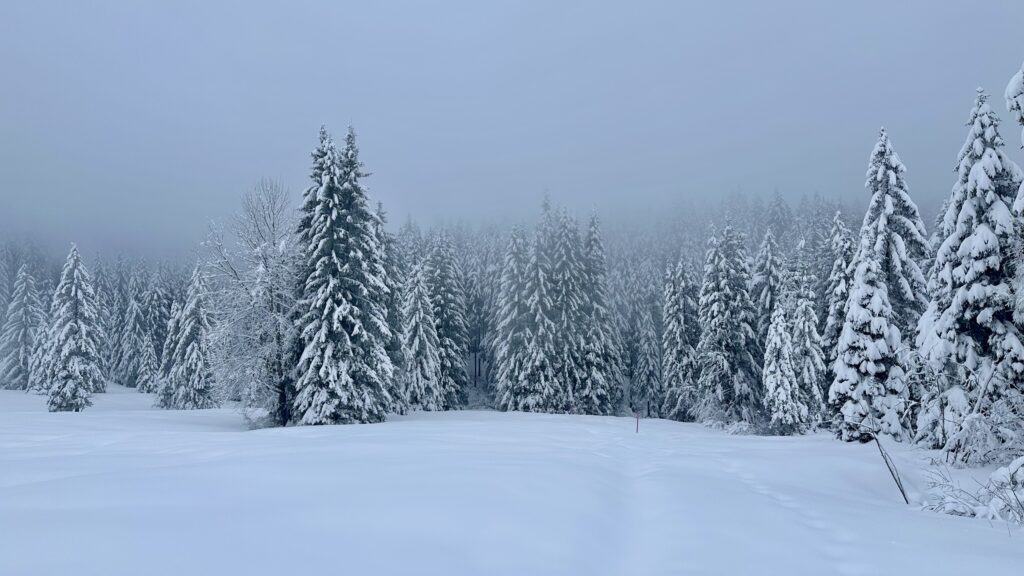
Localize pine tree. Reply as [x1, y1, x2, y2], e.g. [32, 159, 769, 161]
[114, 280, 149, 388]
[0, 265, 44, 390]
[42, 244, 105, 412]
[494, 226, 532, 411]
[135, 338, 159, 393]
[549, 209, 589, 412]
[400, 262, 444, 410]
[695, 227, 762, 424]
[821, 212, 856, 365]
[766, 190, 793, 243]
[577, 213, 619, 415]
[291, 127, 394, 425]
[157, 267, 217, 410]
[751, 229, 784, 342]
[631, 300, 662, 417]
[762, 305, 808, 435]
[91, 256, 117, 382]
[789, 241, 827, 424]
[0, 251, 10, 330]
[376, 203, 407, 414]
[917, 89, 1024, 462]
[1007, 60, 1024, 153]
[426, 233, 469, 410]
[830, 247, 908, 442]
[859, 128, 929, 342]
[514, 230, 562, 412]
[141, 279, 172, 365]
[661, 257, 699, 421]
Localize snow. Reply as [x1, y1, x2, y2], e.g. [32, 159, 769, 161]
[0, 387, 1019, 576]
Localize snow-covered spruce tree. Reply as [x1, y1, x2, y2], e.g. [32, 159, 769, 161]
[91, 256, 117, 382]
[661, 257, 699, 421]
[820, 212, 855, 367]
[400, 261, 444, 410]
[1007, 60, 1024, 152]
[141, 279, 172, 366]
[576, 214, 619, 415]
[135, 338, 159, 393]
[829, 246, 908, 442]
[751, 229, 784, 342]
[0, 252, 10, 331]
[42, 244, 105, 412]
[291, 127, 394, 425]
[762, 305, 808, 435]
[114, 281, 148, 388]
[494, 226, 532, 411]
[917, 89, 1024, 463]
[514, 229, 563, 412]
[766, 190, 793, 244]
[549, 209, 589, 412]
[695, 227, 763, 425]
[376, 203, 408, 414]
[160, 301, 181, 379]
[0, 265, 44, 390]
[426, 232, 469, 410]
[860, 127, 929, 345]
[157, 266, 217, 410]
[631, 300, 662, 417]
[788, 241, 826, 424]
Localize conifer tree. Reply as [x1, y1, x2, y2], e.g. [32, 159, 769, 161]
[577, 213, 619, 415]
[141, 279, 172, 365]
[514, 230, 562, 412]
[766, 190, 793, 243]
[494, 226, 532, 411]
[0, 265, 44, 390]
[376, 203, 407, 414]
[751, 229, 784, 342]
[631, 301, 662, 417]
[91, 257, 117, 382]
[42, 244, 105, 411]
[917, 89, 1024, 462]
[830, 247, 908, 442]
[1007, 60, 1024, 153]
[157, 267, 217, 410]
[400, 262, 444, 410]
[136, 338, 159, 393]
[695, 227, 762, 424]
[291, 127, 394, 425]
[160, 301, 182, 379]
[549, 209, 589, 411]
[859, 128, 929, 342]
[661, 257, 699, 421]
[789, 241, 827, 424]
[762, 305, 808, 435]
[821, 212, 855, 364]
[426, 233, 469, 410]
[114, 282, 149, 388]
[0, 251, 10, 330]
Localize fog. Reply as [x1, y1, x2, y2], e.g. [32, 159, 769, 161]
[2, 0, 1023, 255]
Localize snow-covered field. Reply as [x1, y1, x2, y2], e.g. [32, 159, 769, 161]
[0, 387, 1018, 576]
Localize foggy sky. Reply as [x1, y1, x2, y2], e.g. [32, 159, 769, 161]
[2, 0, 1023, 256]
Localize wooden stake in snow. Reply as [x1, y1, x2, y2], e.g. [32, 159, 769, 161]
[635, 414, 640, 433]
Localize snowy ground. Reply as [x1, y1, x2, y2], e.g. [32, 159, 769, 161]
[0, 387, 1018, 576]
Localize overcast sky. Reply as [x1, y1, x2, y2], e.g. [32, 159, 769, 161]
[2, 0, 1023, 255]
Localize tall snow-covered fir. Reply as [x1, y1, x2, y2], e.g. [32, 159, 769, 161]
[830, 245, 908, 442]
[917, 89, 1024, 464]
[576, 214, 619, 415]
[494, 226, 532, 411]
[0, 265, 44, 390]
[751, 229, 784, 343]
[762, 305, 808, 435]
[400, 261, 444, 411]
[291, 127, 394, 425]
[157, 267, 218, 410]
[821, 212, 855, 373]
[426, 232, 470, 410]
[695, 227, 762, 425]
[661, 256, 699, 421]
[40, 245, 105, 412]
